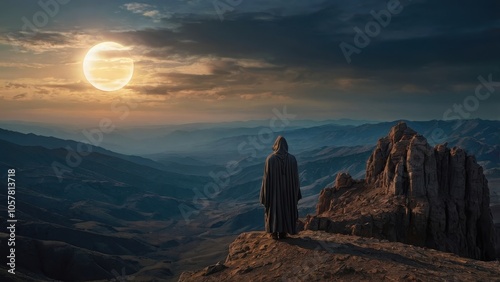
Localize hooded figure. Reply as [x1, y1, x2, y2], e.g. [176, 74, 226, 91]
[260, 136, 301, 239]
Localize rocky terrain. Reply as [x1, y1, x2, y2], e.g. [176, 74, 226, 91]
[305, 122, 497, 260]
[181, 122, 499, 281]
[179, 231, 500, 282]
[0, 120, 498, 280]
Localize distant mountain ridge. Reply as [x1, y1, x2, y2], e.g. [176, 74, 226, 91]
[0, 128, 166, 170]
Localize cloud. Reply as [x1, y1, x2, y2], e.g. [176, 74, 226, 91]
[118, 2, 499, 71]
[109, 0, 500, 118]
[12, 93, 27, 100]
[123, 2, 166, 22]
[112, 3, 498, 96]
[5, 82, 29, 89]
[239, 92, 288, 101]
[0, 31, 98, 53]
[0, 62, 47, 69]
[1, 0, 499, 121]
[39, 81, 91, 92]
[1, 79, 93, 102]
[0, 31, 67, 53]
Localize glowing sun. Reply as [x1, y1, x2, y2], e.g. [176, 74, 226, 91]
[83, 42, 134, 92]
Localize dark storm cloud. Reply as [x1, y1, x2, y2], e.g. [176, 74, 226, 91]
[109, 0, 499, 110]
[119, 0, 499, 70]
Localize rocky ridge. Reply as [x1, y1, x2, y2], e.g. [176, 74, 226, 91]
[179, 122, 499, 281]
[179, 231, 500, 281]
[306, 122, 497, 260]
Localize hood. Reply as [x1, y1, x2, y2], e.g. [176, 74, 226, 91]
[272, 136, 288, 157]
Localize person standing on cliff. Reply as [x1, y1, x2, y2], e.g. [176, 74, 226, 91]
[260, 136, 302, 240]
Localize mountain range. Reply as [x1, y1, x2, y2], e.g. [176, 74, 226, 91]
[0, 119, 498, 280]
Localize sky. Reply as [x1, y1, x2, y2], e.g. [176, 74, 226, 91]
[0, 0, 499, 126]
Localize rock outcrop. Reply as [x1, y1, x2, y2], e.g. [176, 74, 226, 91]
[306, 122, 497, 261]
[179, 231, 500, 282]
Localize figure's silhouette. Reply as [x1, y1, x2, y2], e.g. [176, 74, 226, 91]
[260, 136, 302, 239]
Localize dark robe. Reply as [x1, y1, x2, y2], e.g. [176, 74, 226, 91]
[260, 136, 302, 234]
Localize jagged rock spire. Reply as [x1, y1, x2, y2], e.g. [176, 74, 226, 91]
[308, 122, 497, 260]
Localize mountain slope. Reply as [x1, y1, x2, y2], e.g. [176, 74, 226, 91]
[0, 139, 211, 280]
[0, 128, 166, 170]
